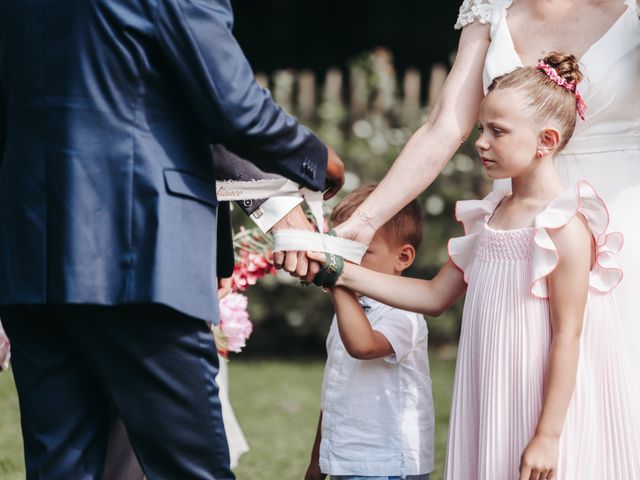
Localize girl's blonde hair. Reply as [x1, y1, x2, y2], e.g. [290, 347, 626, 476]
[488, 52, 584, 152]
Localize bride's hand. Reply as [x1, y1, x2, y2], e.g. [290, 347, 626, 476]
[332, 215, 376, 246]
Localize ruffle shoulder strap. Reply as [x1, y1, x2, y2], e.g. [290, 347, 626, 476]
[448, 190, 510, 283]
[454, 0, 514, 30]
[531, 180, 623, 298]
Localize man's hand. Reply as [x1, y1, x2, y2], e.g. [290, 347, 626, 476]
[270, 205, 321, 281]
[324, 146, 344, 200]
[217, 277, 233, 299]
[304, 461, 325, 480]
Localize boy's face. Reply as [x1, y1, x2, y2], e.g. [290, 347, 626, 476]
[475, 88, 543, 179]
[360, 232, 403, 276]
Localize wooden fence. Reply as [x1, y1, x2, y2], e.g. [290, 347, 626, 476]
[254, 49, 449, 131]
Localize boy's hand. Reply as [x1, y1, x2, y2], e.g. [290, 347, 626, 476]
[519, 434, 558, 480]
[304, 461, 325, 480]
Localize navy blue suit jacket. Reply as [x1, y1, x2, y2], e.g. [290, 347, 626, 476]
[0, 0, 327, 323]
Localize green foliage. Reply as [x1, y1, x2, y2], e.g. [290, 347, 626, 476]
[0, 371, 23, 480]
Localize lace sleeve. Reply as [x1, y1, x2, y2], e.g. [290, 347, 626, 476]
[454, 0, 513, 30]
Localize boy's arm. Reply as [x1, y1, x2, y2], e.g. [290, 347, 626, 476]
[307, 252, 467, 317]
[519, 216, 591, 479]
[305, 412, 326, 480]
[330, 287, 394, 360]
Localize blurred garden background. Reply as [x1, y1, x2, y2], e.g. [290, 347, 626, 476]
[0, 1, 493, 479]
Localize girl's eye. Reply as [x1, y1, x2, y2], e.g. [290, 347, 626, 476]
[477, 125, 484, 132]
[492, 128, 503, 135]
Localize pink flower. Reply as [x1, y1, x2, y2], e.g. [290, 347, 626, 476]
[218, 293, 253, 353]
[232, 250, 276, 292]
[0, 325, 10, 371]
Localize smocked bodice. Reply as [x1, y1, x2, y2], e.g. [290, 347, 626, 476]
[475, 226, 535, 262]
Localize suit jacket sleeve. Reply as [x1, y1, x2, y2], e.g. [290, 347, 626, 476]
[0, 82, 5, 163]
[212, 144, 275, 215]
[155, 0, 327, 192]
[212, 145, 303, 231]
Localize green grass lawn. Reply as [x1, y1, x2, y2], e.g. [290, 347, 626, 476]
[0, 353, 455, 480]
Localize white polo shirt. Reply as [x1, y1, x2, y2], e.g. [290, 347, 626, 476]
[319, 296, 434, 477]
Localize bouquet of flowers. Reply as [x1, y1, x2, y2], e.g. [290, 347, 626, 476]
[0, 323, 10, 371]
[213, 225, 276, 357]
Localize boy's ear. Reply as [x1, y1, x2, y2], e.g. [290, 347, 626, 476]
[538, 127, 562, 156]
[395, 244, 416, 273]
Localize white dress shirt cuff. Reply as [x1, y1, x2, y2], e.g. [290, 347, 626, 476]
[249, 196, 304, 232]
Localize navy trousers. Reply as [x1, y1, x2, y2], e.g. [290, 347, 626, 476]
[1, 304, 235, 480]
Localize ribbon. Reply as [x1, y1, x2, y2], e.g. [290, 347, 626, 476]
[215, 179, 367, 264]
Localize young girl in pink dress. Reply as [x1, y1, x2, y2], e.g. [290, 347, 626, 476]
[309, 52, 640, 479]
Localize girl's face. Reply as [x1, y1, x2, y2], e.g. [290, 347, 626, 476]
[475, 88, 542, 179]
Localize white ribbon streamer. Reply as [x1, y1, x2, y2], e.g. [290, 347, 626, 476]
[215, 179, 367, 264]
[271, 230, 367, 264]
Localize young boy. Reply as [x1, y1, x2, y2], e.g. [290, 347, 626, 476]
[305, 185, 434, 480]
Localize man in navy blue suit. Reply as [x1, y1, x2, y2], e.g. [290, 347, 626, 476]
[0, 1, 343, 478]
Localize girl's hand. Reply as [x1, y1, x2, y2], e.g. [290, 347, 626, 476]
[305, 251, 344, 288]
[301, 251, 327, 285]
[519, 434, 559, 480]
[305, 251, 327, 264]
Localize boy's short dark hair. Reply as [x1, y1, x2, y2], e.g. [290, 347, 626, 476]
[331, 184, 423, 250]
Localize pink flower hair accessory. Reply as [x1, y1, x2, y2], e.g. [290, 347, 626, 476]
[537, 60, 587, 121]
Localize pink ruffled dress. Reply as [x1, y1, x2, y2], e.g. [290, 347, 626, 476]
[445, 181, 640, 480]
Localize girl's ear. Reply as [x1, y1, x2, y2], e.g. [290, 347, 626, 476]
[395, 244, 416, 274]
[538, 127, 562, 156]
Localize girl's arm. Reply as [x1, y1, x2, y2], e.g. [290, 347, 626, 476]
[306, 252, 467, 317]
[519, 216, 592, 480]
[334, 23, 490, 245]
[330, 287, 394, 360]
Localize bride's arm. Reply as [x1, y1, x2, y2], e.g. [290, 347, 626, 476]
[335, 22, 490, 245]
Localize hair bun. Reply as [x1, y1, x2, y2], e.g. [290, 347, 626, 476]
[542, 52, 583, 85]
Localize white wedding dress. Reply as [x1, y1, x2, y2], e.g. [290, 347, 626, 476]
[457, 0, 640, 377]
